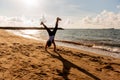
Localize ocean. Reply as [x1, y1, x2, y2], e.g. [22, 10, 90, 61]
[7, 29, 120, 58]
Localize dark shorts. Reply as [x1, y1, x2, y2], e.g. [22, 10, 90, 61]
[47, 36, 54, 47]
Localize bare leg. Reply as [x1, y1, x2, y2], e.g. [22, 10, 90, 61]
[45, 42, 48, 51]
[40, 22, 51, 36]
[53, 17, 61, 35]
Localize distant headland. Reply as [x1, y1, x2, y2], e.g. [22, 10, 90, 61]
[0, 27, 64, 30]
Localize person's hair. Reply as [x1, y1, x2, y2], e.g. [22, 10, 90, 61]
[47, 40, 52, 47]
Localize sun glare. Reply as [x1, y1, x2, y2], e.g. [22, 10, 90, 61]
[22, 0, 40, 8]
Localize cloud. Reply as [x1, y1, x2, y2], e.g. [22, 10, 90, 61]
[116, 5, 120, 9]
[0, 16, 35, 27]
[81, 10, 120, 28]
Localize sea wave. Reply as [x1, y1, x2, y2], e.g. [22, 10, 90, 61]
[55, 40, 120, 54]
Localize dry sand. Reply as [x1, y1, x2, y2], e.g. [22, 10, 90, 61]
[0, 30, 120, 80]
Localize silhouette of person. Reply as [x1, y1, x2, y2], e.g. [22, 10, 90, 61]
[40, 17, 61, 51]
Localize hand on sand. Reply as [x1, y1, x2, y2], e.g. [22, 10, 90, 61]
[57, 17, 62, 21]
[54, 49, 57, 52]
[40, 22, 44, 25]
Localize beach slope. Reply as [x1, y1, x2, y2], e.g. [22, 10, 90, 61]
[0, 30, 120, 80]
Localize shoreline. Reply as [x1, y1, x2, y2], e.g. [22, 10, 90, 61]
[7, 30, 120, 59]
[0, 30, 120, 80]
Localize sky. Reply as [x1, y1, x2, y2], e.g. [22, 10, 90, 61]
[0, 0, 120, 29]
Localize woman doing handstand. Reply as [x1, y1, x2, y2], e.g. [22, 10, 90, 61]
[40, 17, 61, 51]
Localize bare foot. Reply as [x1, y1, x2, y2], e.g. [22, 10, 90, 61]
[40, 22, 44, 25]
[57, 17, 62, 21]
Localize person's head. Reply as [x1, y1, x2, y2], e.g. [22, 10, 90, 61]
[47, 40, 52, 47]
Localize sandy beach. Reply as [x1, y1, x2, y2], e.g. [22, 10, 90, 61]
[0, 30, 120, 80]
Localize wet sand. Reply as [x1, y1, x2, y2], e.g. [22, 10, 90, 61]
[0, 30, 120, 80]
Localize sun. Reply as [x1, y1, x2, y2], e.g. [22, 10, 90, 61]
[22, 0, 40, 8]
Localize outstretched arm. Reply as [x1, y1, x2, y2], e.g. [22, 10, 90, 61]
[53, 41, 56, 52]
[40, 22, 51, 35]
[53, 17, 61, 35]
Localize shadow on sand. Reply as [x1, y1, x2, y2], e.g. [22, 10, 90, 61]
[46, 51, 100, 80]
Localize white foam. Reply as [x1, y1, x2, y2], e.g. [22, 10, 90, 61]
[56, 42, 120, 59]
